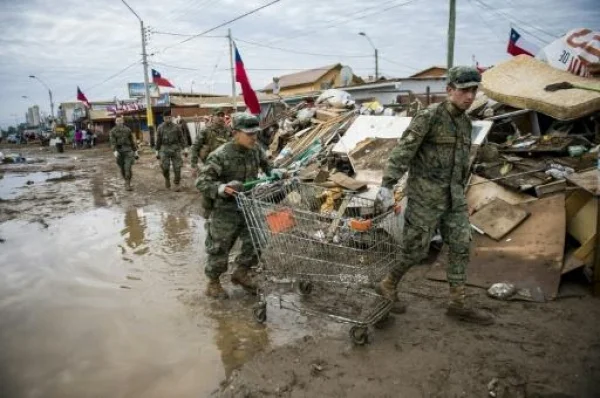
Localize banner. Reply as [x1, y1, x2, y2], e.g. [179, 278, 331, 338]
[127, 82, 159, 98]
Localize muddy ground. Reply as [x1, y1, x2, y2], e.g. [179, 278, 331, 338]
[1, 143, 599, 398]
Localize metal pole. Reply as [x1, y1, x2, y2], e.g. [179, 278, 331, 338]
[48, 89, 54, 119]
[228, 28, 236, 112]
[375, 48, 379, 81]
[140, 20, 155, 147]
[447, 0, 456, 69]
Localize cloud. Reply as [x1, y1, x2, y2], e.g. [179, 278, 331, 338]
[1, 0, 598, 127]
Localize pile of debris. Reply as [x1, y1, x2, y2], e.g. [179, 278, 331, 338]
[258, 55, 599, 302]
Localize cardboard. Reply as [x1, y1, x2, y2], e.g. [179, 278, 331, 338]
[470, 198, 529, 240]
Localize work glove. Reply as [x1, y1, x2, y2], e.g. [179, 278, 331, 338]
[155, 151, 160, 160]
[374, 186, 394, 215]
[270, 168, 287, 180]
[134, 151, 139, 160]
[113, 151, 119, 159]
[183, 148, 189, 158]
[217, 180, 243, 198]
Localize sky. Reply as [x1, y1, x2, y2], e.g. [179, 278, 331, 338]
[0, 0, 599, 128]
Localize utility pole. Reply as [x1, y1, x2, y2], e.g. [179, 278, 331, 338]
[447, 0, 456, 69]
[228, 28, 237, 112]
[359, 32, 379, 81]
[121, 0, 155, 147]
[28, 75, 54, 120]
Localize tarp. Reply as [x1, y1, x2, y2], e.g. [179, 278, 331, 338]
[482, 55, 600, 120]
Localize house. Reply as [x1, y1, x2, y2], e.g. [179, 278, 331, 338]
[262, 64, 362, 96]
[409, 66, 447, 78]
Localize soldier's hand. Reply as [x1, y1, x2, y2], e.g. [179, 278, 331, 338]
[134, 151, 139, 160]
[183, 148, 189, 158]
[374, 186, 394, 215]
[218, 180, 243, 197]
[113, 151, 119, 159]
[155, 150, 160, 160]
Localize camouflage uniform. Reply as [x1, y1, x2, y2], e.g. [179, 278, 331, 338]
[377, 66, 493, 325]
[196, 115, 272, 283]
[382, 100, 472, 286]
[156, 120, 187, 187]
[191, 121, 232, 165]
[109, 124, 137, 182]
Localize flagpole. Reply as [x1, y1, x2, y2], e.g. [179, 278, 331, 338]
[228, 28, 237, 112]
[447, 0, 456, 69]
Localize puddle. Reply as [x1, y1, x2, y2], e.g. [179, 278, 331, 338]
[0, 171, 67, 200]
[0, 208, 322, 398]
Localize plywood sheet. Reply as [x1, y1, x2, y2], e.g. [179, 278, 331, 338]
[466, 175, 537, 212]
[427, 194, 566, 300]
[470, 198, 529, 240]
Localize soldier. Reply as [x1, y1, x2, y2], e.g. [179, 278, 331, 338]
[190, 108, 232, 172]
[196, 113, 284, 299]
[109, 116, 138, 191]
[374, 66, 494, 325]
[156, 111, 188, 191]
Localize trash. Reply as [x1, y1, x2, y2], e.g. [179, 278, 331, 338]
[536, 28, 600, 78]
[568, 145, 587, 157]
[266, 208, 296, 233]
[470, 198, 529, 240]
[488, 283, 517, 300]
[487, 377, 499, 397]
[316, 89, 355, 109]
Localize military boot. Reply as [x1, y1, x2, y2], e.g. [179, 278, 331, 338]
[205, 279, 229, 299]
[375, 273, 407, 314]
[231, 267, 258, 294]
[164, 178, 171, 189]
[446, 285, 494, 325]
[125, 179, 133, 191]
[173, 184, 181, 192]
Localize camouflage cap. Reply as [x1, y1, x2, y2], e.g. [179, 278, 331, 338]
[448, 66, 481, 89]
[231, 113, 260, 134]
[212, 107, 225, 116]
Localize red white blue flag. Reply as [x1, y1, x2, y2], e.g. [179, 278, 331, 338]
[234, 43, 261, 115]
[77, 86, 90, 108]
[152, 69, 174, 88]
[507, 28, 539, 57]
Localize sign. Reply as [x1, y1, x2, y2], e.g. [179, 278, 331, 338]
[154, 93, 170, 107]
[536, 28, 600, 77]
[128, 82, 159, 98]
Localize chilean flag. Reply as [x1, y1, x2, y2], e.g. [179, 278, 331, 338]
[77, 86, 90, 108]
[507, 28, 539, 57]
[234, 43, 261, 115]
[151, 69, 174, 88]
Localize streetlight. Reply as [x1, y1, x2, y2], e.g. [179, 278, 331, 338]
[358, 32, 379, 81]
[190, 80, 195, 94]
[120, 0, 155, 147]
[28, 75, 54, 119]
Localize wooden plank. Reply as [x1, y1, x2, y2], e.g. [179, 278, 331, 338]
[535, 180, 566, 197]
[329, 172, 367, 191]
[566, 169, 600, 195]
[563, 248, 586, 275]
[466, 175, 537, 212]
[574, 235, 597, 263]
[315, 109, 338, 122]
[565, 189, 593, 219]
[470, 198, 530, 240]
[567, 197, 597, 243]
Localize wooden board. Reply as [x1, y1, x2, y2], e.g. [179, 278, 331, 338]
[427, 194, 566, 301]
[566, 169, 600, 196]
[470, 198, 529, 240]
[466, 175, 537, 212]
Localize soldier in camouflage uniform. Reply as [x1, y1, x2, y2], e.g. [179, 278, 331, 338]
[156, 111, 188, 192]
[375, 66, 493, 325]
[196, 113, 284, 299]
[109, 116, 138, 191]
[191, 108, 232, 169]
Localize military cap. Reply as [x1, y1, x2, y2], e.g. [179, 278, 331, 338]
[231, 113, 260, 134]
[212, 107, 225, 116]
[447, 66, 481, 89]
[162, 110, 171, 117]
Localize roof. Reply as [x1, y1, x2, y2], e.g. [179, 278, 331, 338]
[89, 110, 114, 121]
[170, 93, 280, 107]
[410, 66, 447, 78]
[263, 64, 342, 91]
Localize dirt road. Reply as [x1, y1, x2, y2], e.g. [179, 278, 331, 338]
[1, 143, 599, 398]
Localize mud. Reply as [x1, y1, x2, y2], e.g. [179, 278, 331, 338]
[1, 143, 600, 398]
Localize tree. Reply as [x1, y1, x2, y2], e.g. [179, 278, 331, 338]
[7, 126, 17, 135]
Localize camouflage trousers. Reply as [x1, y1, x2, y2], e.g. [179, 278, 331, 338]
[392, 198, 471, 286]
[160, 149, 182, 184]
[204, 207, 258, 280]
[116, 150, 134, 180]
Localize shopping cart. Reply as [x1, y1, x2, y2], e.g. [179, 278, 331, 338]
[237, 180, 402, 344]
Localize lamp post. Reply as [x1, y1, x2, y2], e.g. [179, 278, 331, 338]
[358, 32, 379, 81]
[28, 75, 54, 119]
[120, 0, 155, 147]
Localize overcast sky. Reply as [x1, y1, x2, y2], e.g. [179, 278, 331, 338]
[1, 0, 598, 128]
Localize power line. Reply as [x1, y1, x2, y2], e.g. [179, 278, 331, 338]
[379, 56, 420, 71]
[154, 0, 283, 55]
[465, 0, 506, 44]
[234, 38, 371, 58]
[149, 29, 226, 38]
[84, 59, 141, 92]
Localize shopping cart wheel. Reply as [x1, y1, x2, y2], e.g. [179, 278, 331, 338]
[297, 281, 313, 295]
[349, 326, 370, 345]
[252, 303, 267, 324]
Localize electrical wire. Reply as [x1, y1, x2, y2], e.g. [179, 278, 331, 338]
[83, 59, 142, 92]
[154, 0, 283, 55]
[379, 56, 420, 71]
[465, 0, 507, 44]
[234, 38, 371, 58]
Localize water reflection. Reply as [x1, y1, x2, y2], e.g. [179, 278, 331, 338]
[122, 208, 147, 250]
[161, 213, 192, 253]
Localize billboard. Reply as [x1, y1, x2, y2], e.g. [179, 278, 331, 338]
[128, 82, 159, 98]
